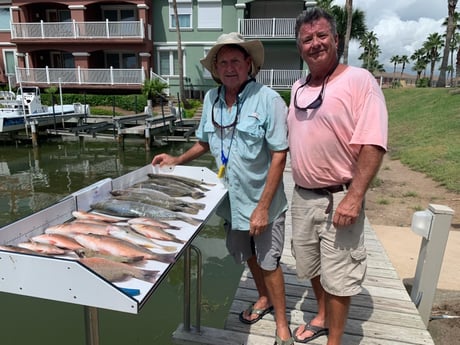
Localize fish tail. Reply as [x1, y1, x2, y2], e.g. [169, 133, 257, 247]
[182, 216, 203, 226]
[151, 252, 176, 263]
[182, 207, 199, 215]
[139, 269, 159, 283]
[190, 191, 205, 199]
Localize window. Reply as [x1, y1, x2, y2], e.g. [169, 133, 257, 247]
[202, 48, 212, 78]
[198, 1, 221, 29]
[158, 49, 182, 77]
[3, 50, 16, 75]
[106, 52, 138, 68]
[46, 9, 71, 22]
[169, 0, 192, 29]
[0, 8, 10, 30]
[102, 6, 136, 21]
[51, 52, 75, 68]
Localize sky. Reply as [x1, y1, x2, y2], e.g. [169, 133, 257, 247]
[333, 0, 449, 74]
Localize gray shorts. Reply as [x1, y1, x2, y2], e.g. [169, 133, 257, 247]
[290, 186, 367, 296]
[225, 212, 286, 271]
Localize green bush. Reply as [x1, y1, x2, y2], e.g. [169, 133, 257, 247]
[416, 77, 430, 88]
[41, 93, 147, 114]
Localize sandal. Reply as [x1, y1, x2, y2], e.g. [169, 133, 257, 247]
[274, 329, 294, 345]
[293, 321, 329, 343]
[238, 303, 274, 324]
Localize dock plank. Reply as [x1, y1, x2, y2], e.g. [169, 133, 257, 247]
[172, 167, 435, 345]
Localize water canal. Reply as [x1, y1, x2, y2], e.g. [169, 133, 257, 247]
[0, 139, 243, 345]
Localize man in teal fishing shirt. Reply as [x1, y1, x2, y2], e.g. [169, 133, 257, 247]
[152, 32, 293, 345]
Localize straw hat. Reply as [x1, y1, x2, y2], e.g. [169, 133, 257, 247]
[200, 32, 264, 83]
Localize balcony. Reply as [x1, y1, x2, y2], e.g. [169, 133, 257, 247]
[238, 18, 296, 38]
[15, 67, 146, 86]
[11, 20, 145, 40]
[257, 69, 307, 90]
[13, 67, 303, 92]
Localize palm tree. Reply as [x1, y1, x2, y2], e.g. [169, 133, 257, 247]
[424, 32, 444, 86]
[317, 0, 367, 61]
[411, 48, 428, 83]
[449, 32, 460, 86]
[399, 55, 410, 78]
[437, 0, 458, 87]
[358, 31, 382, 73]
[390, 55, 400, 82]
[343, 0, 353, 64]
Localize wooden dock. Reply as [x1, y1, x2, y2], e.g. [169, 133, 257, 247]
[172, 165, 435, 345]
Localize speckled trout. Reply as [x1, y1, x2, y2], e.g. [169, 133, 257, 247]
[90, 199, 202, 226]
[110, 189, 199, 215]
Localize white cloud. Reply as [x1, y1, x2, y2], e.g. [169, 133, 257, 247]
[333, 0, 449, 73]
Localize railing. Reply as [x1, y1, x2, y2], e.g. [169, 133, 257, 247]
[15, 67, 146, 86]
[13, 67, 305, 90]
[11, 19, 144, 40]
[257, 69, 307, 89]
[238, 18, 296, 38]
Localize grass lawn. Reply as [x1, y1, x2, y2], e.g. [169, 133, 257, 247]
[383, 87, 460, 193]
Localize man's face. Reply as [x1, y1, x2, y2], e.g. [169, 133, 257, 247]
[214, 46, 252, 89]
[297, 17, 338, 67]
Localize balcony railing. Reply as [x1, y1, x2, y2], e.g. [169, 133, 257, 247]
[238, 18, 296, 38]
[257, 69, 307, 89]
[16, 67, 146, 86]
[11, 19, 145, 40]
[13, 67, 304, 91]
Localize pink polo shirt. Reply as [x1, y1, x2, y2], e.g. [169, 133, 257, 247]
[287, 65, 388, 188]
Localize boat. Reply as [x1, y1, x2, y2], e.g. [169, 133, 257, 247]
[0, 86, 89, 132]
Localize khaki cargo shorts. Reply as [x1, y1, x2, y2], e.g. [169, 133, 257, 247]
[290, 186, 367, 296]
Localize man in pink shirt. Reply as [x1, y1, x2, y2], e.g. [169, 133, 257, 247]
[287, 8, 388, 345]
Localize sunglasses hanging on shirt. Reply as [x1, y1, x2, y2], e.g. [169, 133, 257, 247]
[293, 61, 339, 111]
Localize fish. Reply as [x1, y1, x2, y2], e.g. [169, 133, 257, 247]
[0, 244, 40, 255]
[147, 174, 211, 192]
[127, 217, 180, 230]
[129, 223, 186, 244]
[17, 242, 67, 255]
[133, 181, 205, 199]
[107, 225, 178, 252]
[121, 188, 206, 210]
[79, 257, 159, 283]
[147, 173, 216, 190]
[110, 189, 200, 214]
[74, 233, 176, 263]
[72, 210, 123, 223]
[45, 222, 111, 236]
[90, 199, 203, 226]
[31, 233, 84, 250]
[74, 248, 144, 263]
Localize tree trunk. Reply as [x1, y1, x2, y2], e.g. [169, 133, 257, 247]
[173, 0, 190, 108]
[436, 0, 457, 87]
[343, 0, 353, 64]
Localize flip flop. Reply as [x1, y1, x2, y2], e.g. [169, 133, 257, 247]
[293, 321, 329, 343]
[274, 328, 294, 345]
[238, 303, 274, 324]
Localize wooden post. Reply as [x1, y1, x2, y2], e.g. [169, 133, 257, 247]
[30, 122, 39, 147]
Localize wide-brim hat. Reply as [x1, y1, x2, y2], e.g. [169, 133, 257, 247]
[200, 32, 264, 84]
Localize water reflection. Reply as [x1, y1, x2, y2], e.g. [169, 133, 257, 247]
[0, 140, 242, 345]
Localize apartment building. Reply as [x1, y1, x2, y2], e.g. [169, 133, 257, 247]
[153, 0, 308, 97]
[0, 0, 310, 95]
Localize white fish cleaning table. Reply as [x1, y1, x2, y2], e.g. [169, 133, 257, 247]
[0, 165, 227, 345]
